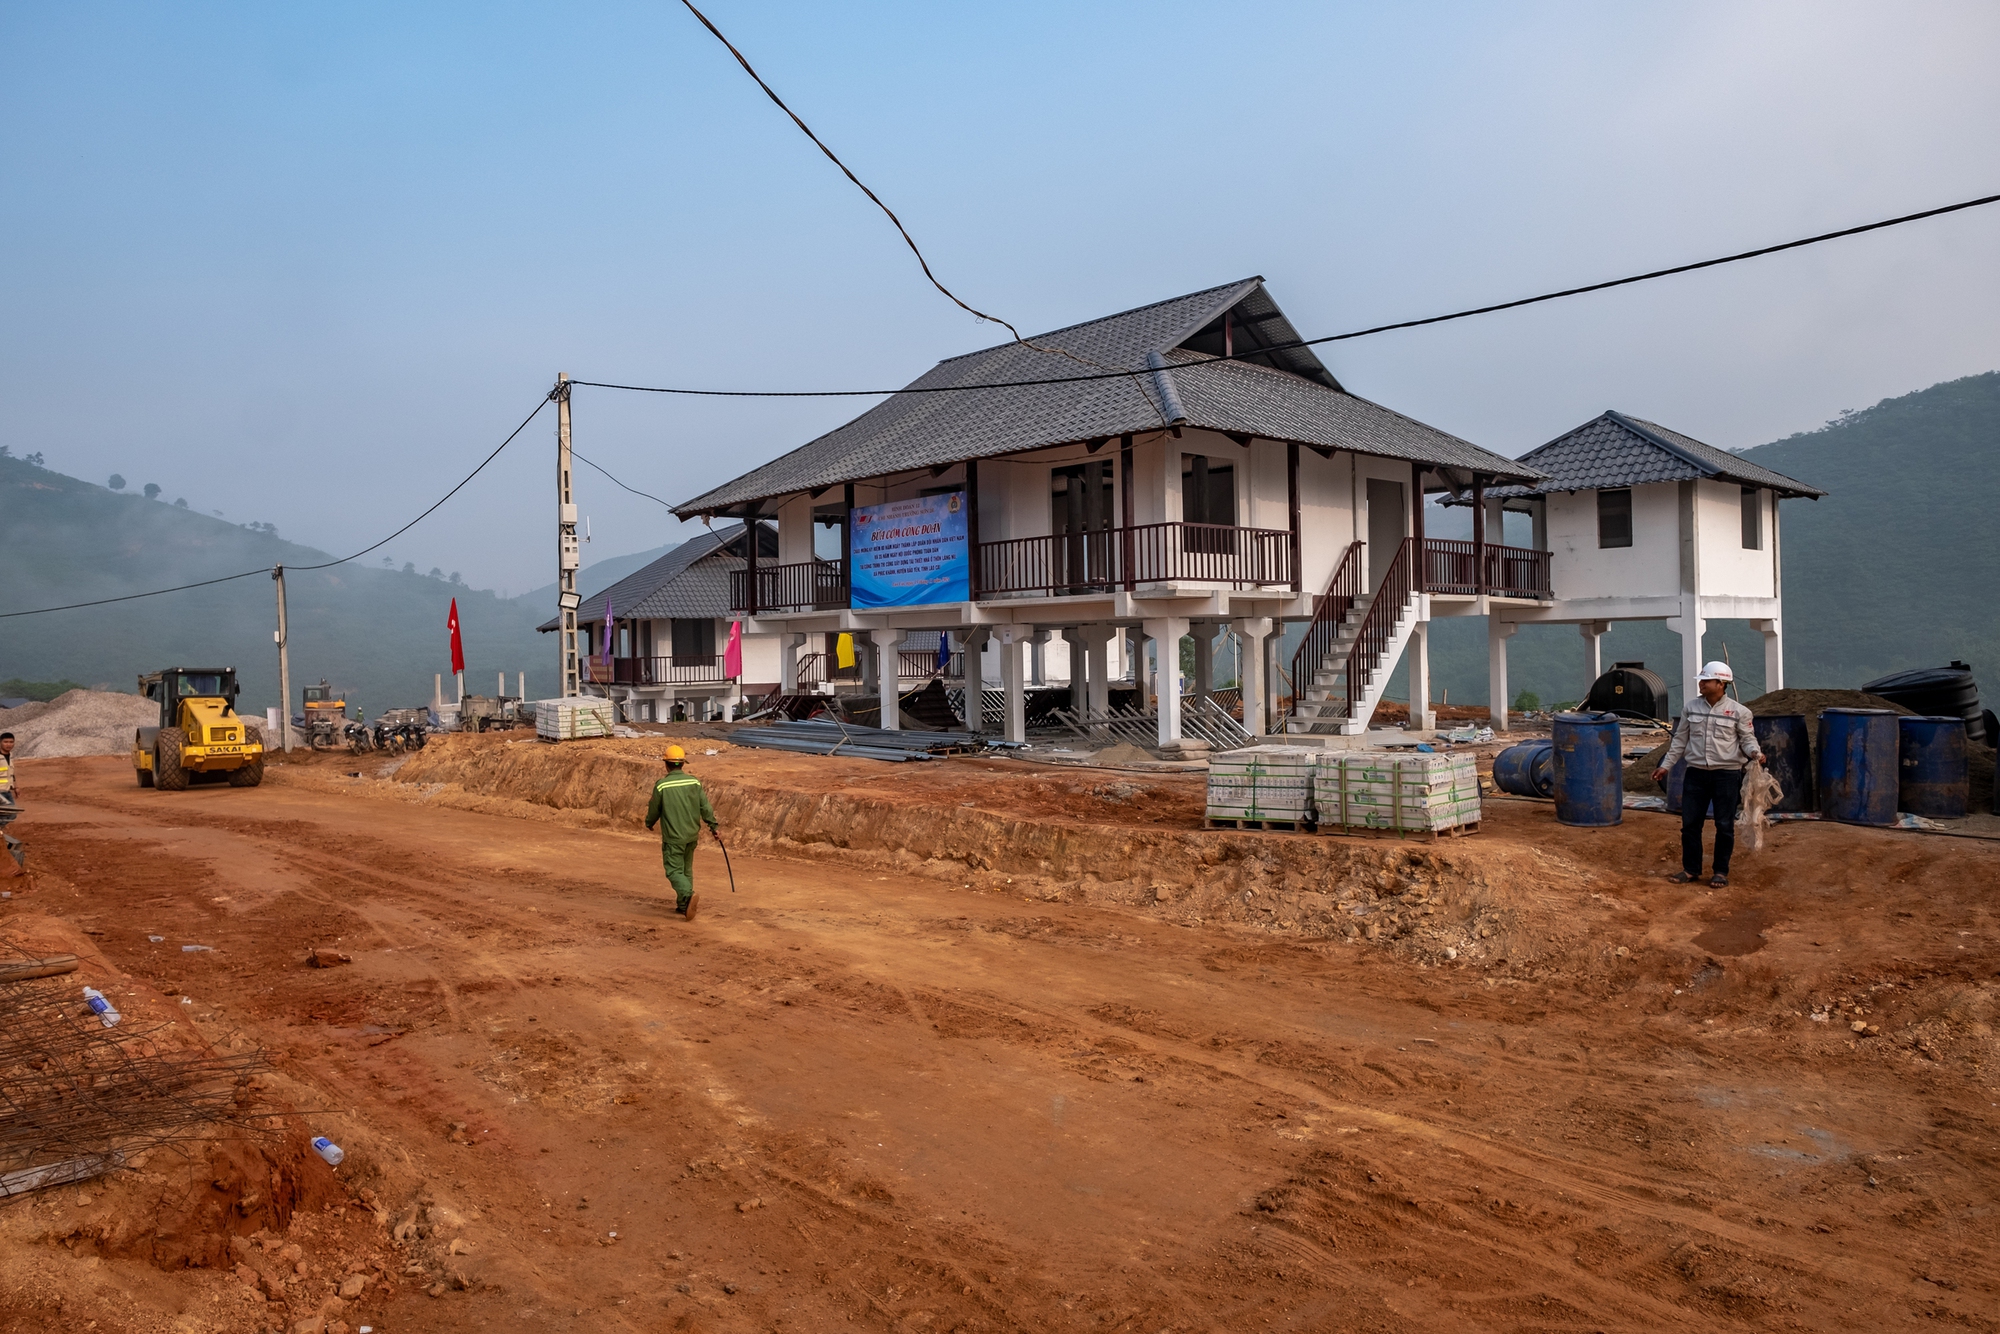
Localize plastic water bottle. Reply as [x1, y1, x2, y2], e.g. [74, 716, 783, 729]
[311, 1136, 345, 1167]
[82, 986, 121, 1028]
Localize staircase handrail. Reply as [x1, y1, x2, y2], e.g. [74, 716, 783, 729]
[1286, 540, 1365, 715]
[1344, 537, 1415, 721]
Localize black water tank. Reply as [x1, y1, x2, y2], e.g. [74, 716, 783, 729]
[1583, 661, 1669, 721]
[1861, 661, 1984, 743]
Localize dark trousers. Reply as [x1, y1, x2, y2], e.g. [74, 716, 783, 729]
[1681, 766, 1744, 877]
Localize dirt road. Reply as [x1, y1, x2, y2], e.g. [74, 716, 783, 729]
[3, 751, 1997, 1332]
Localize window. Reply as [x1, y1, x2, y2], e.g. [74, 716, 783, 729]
[1741, 486, 1762, 549]
[1180, 455, 1236, 527]
[671, 618, 716, 662]
[1597, 489, 1632, 548]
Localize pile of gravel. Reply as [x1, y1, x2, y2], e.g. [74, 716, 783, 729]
[0, 690, 158, 757]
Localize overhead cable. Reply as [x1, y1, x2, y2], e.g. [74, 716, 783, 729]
[573, 189, 2000, 400]
[677, 0, 1046, 351]
[0, 398, 550, 620]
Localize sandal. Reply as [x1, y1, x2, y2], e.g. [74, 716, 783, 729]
[1709, 875, 1728, 888]
[1667, 871, 1696, 884]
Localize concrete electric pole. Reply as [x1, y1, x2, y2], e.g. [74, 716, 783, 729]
[555, 373, 582, 699]
[272, 565, 294, 752]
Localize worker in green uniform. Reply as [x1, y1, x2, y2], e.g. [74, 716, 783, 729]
[644, 744, 719, 920]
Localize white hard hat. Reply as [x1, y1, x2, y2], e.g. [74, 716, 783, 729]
[1698, 660, 1734, 683]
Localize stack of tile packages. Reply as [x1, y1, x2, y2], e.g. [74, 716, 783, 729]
[1313, 751, 1481, 837]
[1205, 745, 1318, 831]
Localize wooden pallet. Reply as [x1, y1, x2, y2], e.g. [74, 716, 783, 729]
[1314, 819, 1481, 841]
[1204, 816, 1314, 833]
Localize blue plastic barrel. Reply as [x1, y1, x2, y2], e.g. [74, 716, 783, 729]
[1897, 715, 1968, 818]
[1662, 756, 1688, 813]
[1551, 711, 1623, 826]
[1817, 708, 1898, 826]
[1753, 714, 1815, 813]
[1491, 740, 1554, 798]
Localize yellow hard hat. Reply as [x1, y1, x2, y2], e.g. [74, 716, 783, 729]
[663, 745, 686, 762]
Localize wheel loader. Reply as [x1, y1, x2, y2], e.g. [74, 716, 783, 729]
[132, 667, 265, 790]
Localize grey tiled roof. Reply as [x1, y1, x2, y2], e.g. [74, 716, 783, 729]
[673, 279, 1543, 517]
[1465, 411, 1825, 501]
[536, 523, 769, 631]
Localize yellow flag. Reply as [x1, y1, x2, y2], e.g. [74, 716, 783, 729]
[835, 633, 856, 669]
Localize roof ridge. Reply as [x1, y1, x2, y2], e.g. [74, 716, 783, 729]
[1603, 410, 1725, 477]
[931, 277, 1264, 367]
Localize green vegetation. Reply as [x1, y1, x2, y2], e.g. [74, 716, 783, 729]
[0, 678, 91, 702]
[1512, 690, 1541, 713]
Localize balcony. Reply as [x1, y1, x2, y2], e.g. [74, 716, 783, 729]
[729, 560, 850, 614]
[979, 521, 1293, 597]
[1418, 540, 1551, 600]
[583, 655, 732, 687]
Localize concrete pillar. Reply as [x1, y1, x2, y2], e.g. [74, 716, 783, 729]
[1031, 630, 1048, 687]
[962, 629, 990, 733]
[1579, 620, 1609, 697]
[1488, 618, 1517, 732]
[861, 631, 879, 693]
[1144, 616, 1190, 747]
[1062, 628, 1086, 713]
[1191, 625, 1214, 703]
[1231, 617, 1271, 736]
[1407, 619, 1432, 732]
[1086, 625, 1111, 716]
[780, 632, 804, 693]
[1667, 600, 1706, 719]
[999, 629, 1027, 743]
[1752, 617, 1783, 692]
[871, 632, 900, 731]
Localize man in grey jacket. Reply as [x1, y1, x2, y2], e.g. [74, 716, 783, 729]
[1654, 662, 1764, 887]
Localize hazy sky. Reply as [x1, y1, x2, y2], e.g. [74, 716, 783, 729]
[5, 2, 1997, 596]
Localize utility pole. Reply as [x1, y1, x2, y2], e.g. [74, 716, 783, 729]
[555, 373, 582, 699]
[272, 566, 294, 752]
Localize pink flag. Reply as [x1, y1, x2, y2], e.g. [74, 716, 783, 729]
[723, 620, 743, 679]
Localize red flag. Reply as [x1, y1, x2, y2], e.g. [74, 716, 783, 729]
[723, 620, 743, 678]
[447, 598, 465, 674]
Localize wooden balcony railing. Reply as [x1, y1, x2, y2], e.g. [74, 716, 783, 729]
[729, 560, 849, 613]
[978, 521, 1293, 598]
[1419, 540, 1552, 599]
[583, 655, 731, 687]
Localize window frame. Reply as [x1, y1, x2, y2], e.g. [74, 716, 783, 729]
[1596, 488, 1633, 549]
[1740, 486, 1763, 550]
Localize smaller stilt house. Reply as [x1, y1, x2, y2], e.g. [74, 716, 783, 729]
[1447, 411, 1824, 715]
[537, 522, 781, 721]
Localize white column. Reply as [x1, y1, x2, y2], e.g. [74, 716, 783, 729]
[873, 632, 901, 731]
[1144, 616, 1190, 748]
[1231, 616, 1271, 736]
[1086, 626, 1111, 716]
[999, 629, 1027, 743]
[1751, 617, 1783, 692]
[1666, 600, 1706, 718]
[1191, 625, 1214, 702]
[1487, 618, 1517, 732]
[1407, 619, 1432, 732]
[1062, 628, 1086, 713]
[1030, 630, 1048, 687]
[1580, 620, 1609, 696]
[963, 629, 990, 732]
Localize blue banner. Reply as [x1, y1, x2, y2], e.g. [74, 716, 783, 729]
[850, 492, 969, 608]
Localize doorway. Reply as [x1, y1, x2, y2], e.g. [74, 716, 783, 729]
[1050, 461, 1115, 591]
[1366, 478, 1406, 592]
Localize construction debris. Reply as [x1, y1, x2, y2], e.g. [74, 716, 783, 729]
[0, 690, 156, 757]
[306, 947, 352, 968]
[731, 719, 986, 762]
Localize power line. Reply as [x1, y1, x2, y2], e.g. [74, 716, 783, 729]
[678, 0, 1041, 349]
[571, 447, 677, 510]
[0, 397, 550, 620]
[573, 189, 2000, 400]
